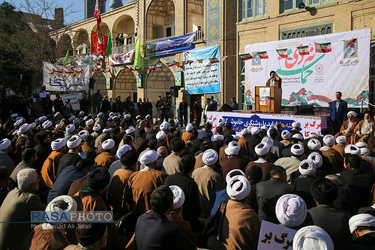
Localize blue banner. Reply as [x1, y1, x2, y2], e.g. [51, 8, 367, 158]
[184, 45, 221, 94]
[145, 33, 195, 57]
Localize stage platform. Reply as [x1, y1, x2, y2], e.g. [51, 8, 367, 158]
[207, 111, 329, 138]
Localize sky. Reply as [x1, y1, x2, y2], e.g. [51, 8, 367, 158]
[4, 0, 112, 24]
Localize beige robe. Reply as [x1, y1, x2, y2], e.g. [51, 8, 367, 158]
[351, 120, 375, 144]
[214, 200, 260, 250]
[192, 166, 225, 218]
[127, 169, 168, 215]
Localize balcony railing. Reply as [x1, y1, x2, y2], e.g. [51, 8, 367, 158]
[193, 29, 204, 42]
[112, 43, 135, 54]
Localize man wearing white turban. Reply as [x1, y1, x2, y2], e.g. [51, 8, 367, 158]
[192, 149, 225, 218]
[182, 124, 196, 142]
[95, 139, 117, 170]
[213, 176, 260, 250]
[292, 159, 318, 208]
[127, 150, 168, 215]
[346, 213, 375, 249]
[22, 195, 77, 249]
[245, 142, 274, 182]
[221, 141, 247, 181]
[0, 138, 15, 172]
[108, 150, 138, 215]
[335, 111, 358, 143]
[41, 138, 66, 188]
[275, 194, 307, 228]
[274, 143, 304, 182]
[332, 135, 346, 158]
[320, 134, 344, 174]
[293, 225, 333, 250]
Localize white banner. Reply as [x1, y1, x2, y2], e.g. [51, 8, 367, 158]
[244, 29, 370, 108]
[50, 93, 82, 111]
[207, 111, 325, 138]
[258, 221, 297, 250]
[109, 49, 135, 66]
[184, 45, 221, 94]
[43, 62, 90, 92]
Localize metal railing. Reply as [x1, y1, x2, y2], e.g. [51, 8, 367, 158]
[112, 43, 135, 54]
[193, 29, 204, 42]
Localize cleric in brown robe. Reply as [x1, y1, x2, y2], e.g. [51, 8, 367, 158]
[335, 111, 358, 143]
[266, 71, 282, 88]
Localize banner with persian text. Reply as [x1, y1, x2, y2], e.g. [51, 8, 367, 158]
[43, 62, 89, 92]
[207, 111, 325, 138]
[184, 45, 221, 94]
[145, 33, 195, 57]
[244, 28, 370, 108]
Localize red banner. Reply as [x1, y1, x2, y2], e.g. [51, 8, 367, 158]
[91, 31, 108, 56]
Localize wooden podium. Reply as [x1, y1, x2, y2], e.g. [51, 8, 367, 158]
[255, 86, 282, 113]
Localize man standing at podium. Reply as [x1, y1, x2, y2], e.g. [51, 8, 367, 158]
[266, 71, 282, 88]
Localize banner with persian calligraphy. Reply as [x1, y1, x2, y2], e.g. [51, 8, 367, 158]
[244, 28, 370, 108]
[43, 62, 90, 91]
[108, 49, 135, 65]
[206, 111, 325, 138]
[258, 221, 297, 250]
[184, 45, 221, 94]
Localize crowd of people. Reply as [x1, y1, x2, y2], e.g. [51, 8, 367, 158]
[0, 87, 375, 249]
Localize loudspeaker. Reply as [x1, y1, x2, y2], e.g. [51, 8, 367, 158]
[219, 104, 233, 112]
[293, 105, 314, 115]
[298, 1, 306, 9]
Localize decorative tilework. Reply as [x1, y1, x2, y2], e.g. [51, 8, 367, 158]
[206, 0, 221, 41]
[210, 0, 218, 8]
[210, 26, 218, 37]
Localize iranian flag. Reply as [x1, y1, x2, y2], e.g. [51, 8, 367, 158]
[197, 59, 204, 63]
[347, 38, 357, 46]
[277, 48, 288, 58]
[129, 66, 134, 71]
[241, 54, 253, 60]
[156, 64, 164, 68]
[297, 45, 309, 55]
[209, 58, 219, 64]
[315, 42, 332, 53]
[148, 66, 155, 71]
[257, 51, 268, 59]
[167, 62, 175, 67]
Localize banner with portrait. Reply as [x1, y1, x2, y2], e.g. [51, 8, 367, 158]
[244, 28, 370, 108]
[43, 62, 90, 92]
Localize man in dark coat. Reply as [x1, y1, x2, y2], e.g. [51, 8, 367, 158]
[47, 159, 91, 203]
[256, 166, 293, 223]
[179, 97, 188, 127]
[329, 91, 348, 134]
[164, 154, 201, 231]
[340, 154, 375, 211]
[134, 185, 188, 250]
[247, 127, 262, 161]
[306, 178, 351, 249]
[346, 213, 375, 249]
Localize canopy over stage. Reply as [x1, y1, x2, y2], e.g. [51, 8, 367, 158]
[207, 111, 329, 138]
